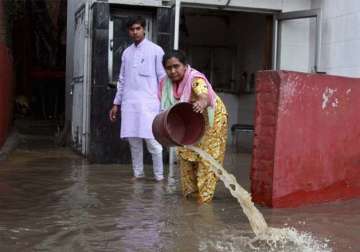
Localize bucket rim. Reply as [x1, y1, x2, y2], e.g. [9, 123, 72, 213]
[164, 102, 205, 146]
[164, 102, 191, 146]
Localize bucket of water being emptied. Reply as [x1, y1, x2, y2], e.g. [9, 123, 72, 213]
[152, 102, 205, 147]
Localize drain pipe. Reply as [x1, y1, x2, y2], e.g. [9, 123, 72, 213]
[174, 0, 180, 50]
[225, 0, 232, 8]
[220, 0, 232, 9]
[169, 0, 181, 179]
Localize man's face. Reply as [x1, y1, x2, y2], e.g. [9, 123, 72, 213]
[128, 23, 145, 43]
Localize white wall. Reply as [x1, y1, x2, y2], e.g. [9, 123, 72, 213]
[181, 0, 311, 11]
[181, 0, 282, 10]
[281, 0, 311, 11]
[277, 0, 313, 72]
[106, 0, 162, 6]
[312, 0, 360, 77]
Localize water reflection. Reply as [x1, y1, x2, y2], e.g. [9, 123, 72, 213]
[0, 146, 358, 251]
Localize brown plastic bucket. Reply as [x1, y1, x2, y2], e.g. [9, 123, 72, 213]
[152, 102, 205, 147]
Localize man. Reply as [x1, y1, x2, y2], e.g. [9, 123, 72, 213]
[109, 16, 165, 181]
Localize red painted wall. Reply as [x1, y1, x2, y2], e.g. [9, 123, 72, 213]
[0, 43, 13, 148]
[252, 71, 360, 208]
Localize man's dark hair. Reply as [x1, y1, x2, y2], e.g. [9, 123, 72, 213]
[127, 16, 146, 29]
[162, 50, 188, 67]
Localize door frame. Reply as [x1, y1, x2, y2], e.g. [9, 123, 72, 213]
[273, 9, 321, 72]
[174, 2, 280, 59]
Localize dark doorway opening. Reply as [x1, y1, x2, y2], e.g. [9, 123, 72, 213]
[178, 7, 274, 190]
[11, 0, 67, 140]
[179, 7, 273, 152]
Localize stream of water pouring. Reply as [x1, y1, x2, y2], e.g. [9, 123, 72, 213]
[186, 145, 332, 251]
[187, 146, 268, 236]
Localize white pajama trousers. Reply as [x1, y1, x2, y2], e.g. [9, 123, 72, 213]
[128, 137, 164, 180]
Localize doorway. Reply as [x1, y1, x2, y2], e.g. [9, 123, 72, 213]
[177, 7, 273, 190]
[179, 7, 273, 149]
[11, 0, 67, 142]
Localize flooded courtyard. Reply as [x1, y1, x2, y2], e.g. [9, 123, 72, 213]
[0, 135, 359, 252]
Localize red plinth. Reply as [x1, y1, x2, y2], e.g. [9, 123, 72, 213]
[251, 71, 360, 208]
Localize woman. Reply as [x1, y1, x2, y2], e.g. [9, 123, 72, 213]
[159, 50, 228, 204]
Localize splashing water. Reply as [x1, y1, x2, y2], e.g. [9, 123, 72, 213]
[186, 146, 268, 236]
[186, 145, 332, 252]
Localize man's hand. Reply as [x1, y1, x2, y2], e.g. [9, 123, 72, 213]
[109, 105, 120, 122]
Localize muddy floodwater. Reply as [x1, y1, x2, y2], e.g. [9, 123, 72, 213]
[0, 136, 359, 251]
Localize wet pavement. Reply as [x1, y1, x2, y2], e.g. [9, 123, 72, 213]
[0, 135, 359, 251]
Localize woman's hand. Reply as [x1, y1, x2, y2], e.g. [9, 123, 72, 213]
[193, 94, 209, 113]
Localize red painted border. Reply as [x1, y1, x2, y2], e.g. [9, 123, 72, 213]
[0, 43, 13, 148]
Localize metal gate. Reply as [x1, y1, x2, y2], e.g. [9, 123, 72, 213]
[71, 3, 90, 154]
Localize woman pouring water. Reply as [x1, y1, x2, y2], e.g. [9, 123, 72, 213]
[159, 50, 228, 204]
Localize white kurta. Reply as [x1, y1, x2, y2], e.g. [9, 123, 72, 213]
[113, 39, 165, 139]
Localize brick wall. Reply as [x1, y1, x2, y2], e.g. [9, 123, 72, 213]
[251, 71, 280, 206]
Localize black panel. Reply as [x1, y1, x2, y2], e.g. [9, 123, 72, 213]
[92, 29, 109, 87]
[92, 2, 110, 29]
[111, 16, 132, 85]
[157, 34, 172, 54]
[156, 7, 174, 53]
[89, 2, 132, 164]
